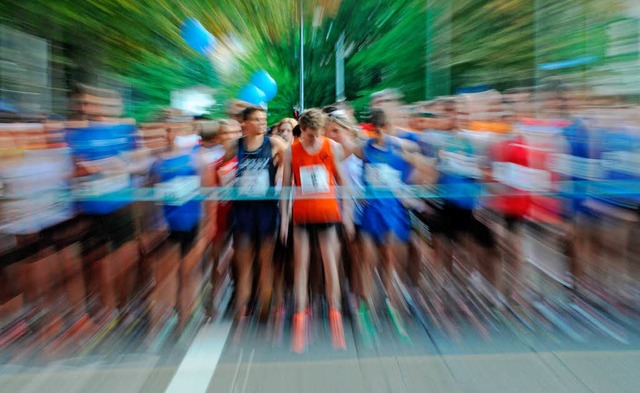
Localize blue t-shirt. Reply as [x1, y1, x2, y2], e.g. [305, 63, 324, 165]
[152, 150, 201, 232]
[361, 136, 413, 208]
[437, 132, 483, 210]
[593, 126, 640, 210]
[556, 119, 603, 214]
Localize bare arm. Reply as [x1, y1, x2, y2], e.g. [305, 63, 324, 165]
[396, 139, 438, 185]
[271, 135, 288, 171]
[279, 146, 293, 243]
[330, 140, 354, 237]
[342, 136, 365, 160]
[201, 161, 218, 239]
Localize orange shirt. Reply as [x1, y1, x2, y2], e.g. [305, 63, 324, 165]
[291, 137, 342, 224]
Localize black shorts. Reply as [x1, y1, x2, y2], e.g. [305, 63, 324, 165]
[233, 201, 279, 240]
[503, 214, 524, 232]
[430, 202, 495, 248]
[169, 225, 199, 255]
[274, 221, 294, 267]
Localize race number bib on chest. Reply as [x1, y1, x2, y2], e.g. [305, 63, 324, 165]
[365, 163, 402, 187]
[299, 165, 330, 194]
[549, 154, 603, 180]
[492, 162, 551, 192]
[440, 151, 482, 178]
[238, 169, 270, 195]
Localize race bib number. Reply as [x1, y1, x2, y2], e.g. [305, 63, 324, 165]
[440, 151, 482, 178]
[493, 162, 551, 192]
[155, 175, 200, 205]
[76, 173, 130, 197]
[299, 165, 330, 194]
[238, 169, 270, 195]
[365, 164, 402, 188]
[549, 154, 603, 179]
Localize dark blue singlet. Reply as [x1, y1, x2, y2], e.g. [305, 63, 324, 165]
[232, 136, 279, 238]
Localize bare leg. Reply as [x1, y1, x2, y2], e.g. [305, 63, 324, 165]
[432, 234, 452, 293]
[318, 226, 346, 349]
[257, 238, 276, 319]
[318, 227, 341, 310]
[407, 232, 422, 288]
[292, 226, 311, 353]
[348, 237, 362, 299]
[293, 227, 311, 313]
[360, 234, 378, 307]
[234, 234, 255, 319]
[381, 233, 408, 306]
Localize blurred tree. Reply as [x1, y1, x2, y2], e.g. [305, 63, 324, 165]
[0, 0, 627, 121]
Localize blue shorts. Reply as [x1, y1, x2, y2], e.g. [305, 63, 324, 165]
[232, 201, 279, 239]
[360, 200, 411, 243]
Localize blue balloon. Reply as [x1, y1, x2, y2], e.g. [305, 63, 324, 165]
[181, 17, 216, 56]
[238, 84, 267, 106]
[250, 70, 277, 101]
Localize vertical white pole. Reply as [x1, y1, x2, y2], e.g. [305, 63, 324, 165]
[335, 32, 345, 102]
[299, 0, 305, 111]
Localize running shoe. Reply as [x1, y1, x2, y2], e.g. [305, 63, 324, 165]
[291, 311, 307, 353]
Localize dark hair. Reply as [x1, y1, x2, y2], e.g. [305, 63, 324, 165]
[292, 124, 301, 138]
[241, 106, 266, 121]
[322, 105, 339, 114]
[370, 107, 388, 129]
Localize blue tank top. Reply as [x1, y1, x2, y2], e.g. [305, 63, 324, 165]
[595, 126, 640, 210]
[361, 137, 412, 212]
[235, 136, 277, 204]
[153, 151, 201, 232]
[438, 132, 482, 210]
[556, 119, 602, 214]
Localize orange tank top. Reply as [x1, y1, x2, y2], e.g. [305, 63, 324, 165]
[291, 137, 342, 224]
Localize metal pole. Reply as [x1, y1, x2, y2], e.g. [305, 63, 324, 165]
[335, 32, 345, 102]
[299, 0, 305, 111]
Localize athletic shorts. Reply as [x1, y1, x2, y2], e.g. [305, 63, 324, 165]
[294, 222, 340, 232]
[430, 202, 495, 248]
[232, 201, 279, 239]
[360, 201, 411, 244]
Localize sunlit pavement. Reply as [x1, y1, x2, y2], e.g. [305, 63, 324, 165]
[3, 300, 640, 393]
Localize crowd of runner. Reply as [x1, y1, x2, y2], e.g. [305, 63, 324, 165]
[191, 82, 640, 353]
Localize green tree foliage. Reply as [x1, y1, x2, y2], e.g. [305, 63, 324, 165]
[0, 0, 627, 122]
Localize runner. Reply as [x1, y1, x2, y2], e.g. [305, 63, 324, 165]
[205, 119, 242, 317]
[270, 117, 298, 331]
[275, 118, 297, 145]
[223, 106, 287, 321]
[584, 106, 640, 306]
[324, 109, 365, 302]
[432, 95, 500, 303]
[151, 124, 202, 255]
[196, 120, 223, 242]
[280, 108, 353, 352]
[339, 107, 430, 339]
